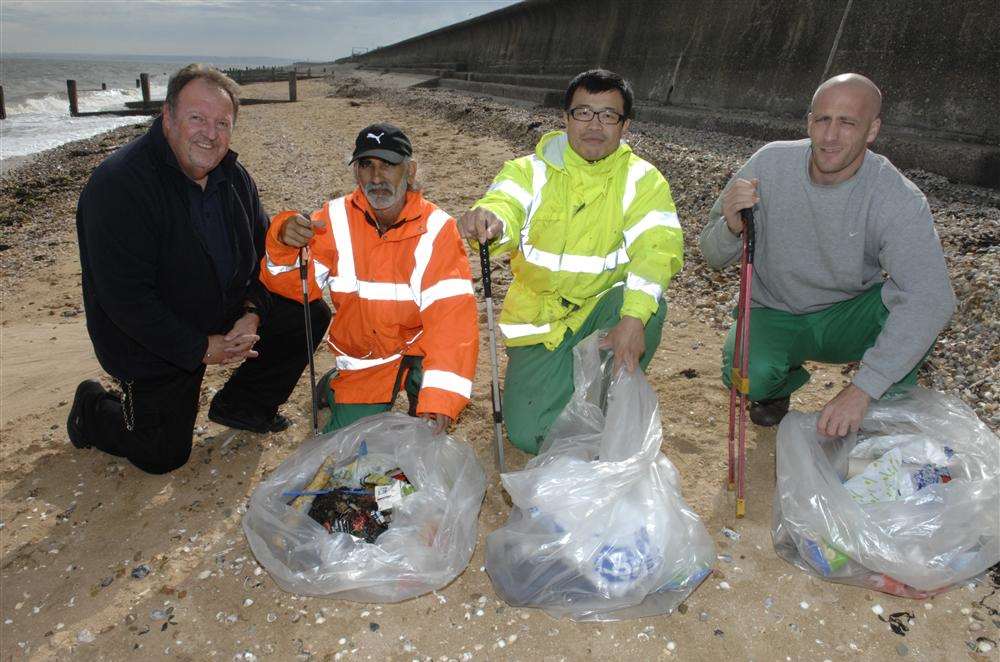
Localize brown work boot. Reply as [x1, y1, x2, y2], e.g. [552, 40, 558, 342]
[749, 396, 790, 427]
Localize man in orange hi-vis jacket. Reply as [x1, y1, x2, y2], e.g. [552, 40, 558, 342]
[260, 123, 478, 435]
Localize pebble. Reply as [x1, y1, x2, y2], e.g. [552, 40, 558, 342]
[978, 641, 994, 653]
[130, 564, 150, 580]
[77, 629, 95, 643]
[198, 570, 211, 580]
[243, 599, 254, 607]
[369, 622, 380, 632]
[150, 610, 167, 621]
[666, 641, 676, 651]
[266, 613, 277, 623]
[719, 581, 731, 590]
[872, 604, 884, 616]
[923, 603, 933, 610]
[896, 643, 908, 656]
[800, 601, 810, 610]
[763, 597, 774, 609]
[699, 611, 709, 622]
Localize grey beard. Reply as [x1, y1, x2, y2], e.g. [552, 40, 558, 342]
[364, 177, 407, 210]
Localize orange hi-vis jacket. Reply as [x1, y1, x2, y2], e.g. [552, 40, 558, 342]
[261, 189, 479, 421]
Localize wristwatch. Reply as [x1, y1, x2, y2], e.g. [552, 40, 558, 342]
[244, 302, 261, 317]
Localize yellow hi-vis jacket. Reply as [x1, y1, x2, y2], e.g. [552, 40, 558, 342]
[472, 130, 684, 349]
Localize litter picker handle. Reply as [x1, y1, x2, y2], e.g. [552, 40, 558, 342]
[479, 242, 493, 300]
[479, 240, 506, 474]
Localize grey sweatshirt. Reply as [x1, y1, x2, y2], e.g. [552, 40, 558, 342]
[699, 139, 956, 399]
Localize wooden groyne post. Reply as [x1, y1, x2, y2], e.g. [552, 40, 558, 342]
[289, 70, 298, 102]
[0, 85, 6, 120]
[67, 80, 79, 117]
[140, 73, 151, 104]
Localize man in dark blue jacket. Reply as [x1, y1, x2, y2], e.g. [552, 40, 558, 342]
[69, 64, 330, 474]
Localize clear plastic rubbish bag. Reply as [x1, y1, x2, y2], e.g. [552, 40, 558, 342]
[485, 332, 715, 621]
[243, 413, 487, 602]
[773, 387, 1000, 597]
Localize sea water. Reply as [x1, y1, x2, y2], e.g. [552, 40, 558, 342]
[0, 53, 290, 164]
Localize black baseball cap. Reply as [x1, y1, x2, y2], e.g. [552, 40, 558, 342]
[350, 123, 412, 164]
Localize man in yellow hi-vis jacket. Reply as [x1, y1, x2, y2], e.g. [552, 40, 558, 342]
[459, 69, 684, 453]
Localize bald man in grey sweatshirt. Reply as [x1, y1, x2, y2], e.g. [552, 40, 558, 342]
[699, 74, 955, 437]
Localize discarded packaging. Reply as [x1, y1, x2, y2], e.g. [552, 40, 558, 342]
[773, 387, 1000, 597]
[486, 333, 715, 621]
[243, 413, 487, 601]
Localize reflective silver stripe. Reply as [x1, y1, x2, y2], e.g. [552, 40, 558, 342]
[326, 331, 423, 371]
[328, 197, 358, 293]
[499, 321, 552, 339]
[421, 369, 472, 398]
[487, 179, 532, 210]
[410, 208, 451, 303]
[625, 272, 663, 300]
[622, 160, 654, 214]
[334, 352, 401, 371]
[623, 210, 681, 249]
[525, 156, 548, 226]
[521, 243, 630, 274]
[357, 280, 414, 301]
[420, 278, 474, 311]
[265, 255, 299, 276]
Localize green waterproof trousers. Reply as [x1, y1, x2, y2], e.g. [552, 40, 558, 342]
[721, 284, 923, 402]
[503, 286, 667, 454]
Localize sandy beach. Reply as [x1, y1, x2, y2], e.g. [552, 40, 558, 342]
[1, 71, 997, 661]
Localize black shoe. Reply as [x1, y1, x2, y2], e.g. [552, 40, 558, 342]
[208, 399, 291, 434]
[67, 379, 106, 449]
[749, 396, 790, 427]
[314, 368, 338, 412]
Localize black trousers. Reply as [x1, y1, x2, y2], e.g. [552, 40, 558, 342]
[84, 296, 331, 474]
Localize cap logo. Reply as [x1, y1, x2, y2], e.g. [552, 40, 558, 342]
[366, 132, 384, 144]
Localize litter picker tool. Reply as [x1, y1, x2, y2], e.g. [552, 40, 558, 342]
[299, 244, 319, 434]
[479, 241, 506, 474]
[727, 207, 755, 519]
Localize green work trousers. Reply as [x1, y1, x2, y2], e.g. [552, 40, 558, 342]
[503, 286, 668, 454]
[322, 360, 423, 434]
[721, 284, 922, 402]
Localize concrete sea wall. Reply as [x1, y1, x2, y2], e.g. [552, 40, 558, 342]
[348, 0, 1000, 187]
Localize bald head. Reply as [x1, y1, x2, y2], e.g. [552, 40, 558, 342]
[811, 73, 882, 121]
[806, 73, 884, 185]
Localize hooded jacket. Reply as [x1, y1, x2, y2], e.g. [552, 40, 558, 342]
[471, 130, 683, 349]
[261, 189, 478, 421]
[76, 116, 271, 381]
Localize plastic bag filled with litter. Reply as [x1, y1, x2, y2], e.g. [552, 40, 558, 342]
[243, 413, 487, 602]
[485, 332, 715, 621]
[773, 387, 999, 597]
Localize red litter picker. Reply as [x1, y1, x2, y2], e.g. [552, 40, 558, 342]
[728, 207, 755, 518]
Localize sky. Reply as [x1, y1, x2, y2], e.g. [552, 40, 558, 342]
[1, 0, 521, 62]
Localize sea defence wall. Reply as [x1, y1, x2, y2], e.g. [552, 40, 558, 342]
[347, 0, 1000, 187]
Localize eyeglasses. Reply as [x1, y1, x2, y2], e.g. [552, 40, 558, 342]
[568, 106, 625, 126]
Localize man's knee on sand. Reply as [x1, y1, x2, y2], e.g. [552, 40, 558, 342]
[503, 404, 548, 455]
[129, 427, 194, 475]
